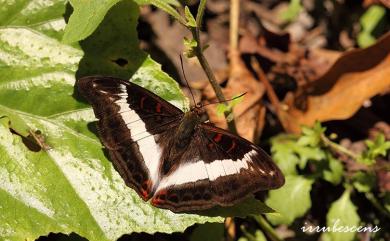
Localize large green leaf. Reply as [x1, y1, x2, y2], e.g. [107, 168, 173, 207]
[265, 175, 313, 225]
[0, 106, 223, 241]
[322, 190, 360, 241]
[63, 0, 182, 44]
[0, 1, 277, 240]
[0, 1, 225, 240]
[0, 0, 77, 46]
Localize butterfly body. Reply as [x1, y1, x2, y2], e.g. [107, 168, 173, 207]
[77, 76, 284, 212]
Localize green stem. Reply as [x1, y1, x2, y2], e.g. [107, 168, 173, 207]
[253, 215, 284, 241]
[320, 133, 358, 160]
[365, 192, 390, 219]
[196, 0, 207, 29]
[240, 225, 258, 241]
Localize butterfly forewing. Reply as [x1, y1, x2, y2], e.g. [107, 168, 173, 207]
[77, 76, 183, 200]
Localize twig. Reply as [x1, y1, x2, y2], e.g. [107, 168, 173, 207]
[320, 133, 359, 160]
[224, 217, 235, 241]
[189, 0, 237, 133]
[365, 192, 390, 219]
[250, 57, 289, 131]
[253, 215, 284, 241]
[230, 0, 240, 52]
[221, 1, 242, 240]
[250, 57, 282, 110]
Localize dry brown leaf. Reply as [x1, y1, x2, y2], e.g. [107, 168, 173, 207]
[363, 0, 390, 8]
[283, 32, 390, 133]
[202, 50, 265, 142]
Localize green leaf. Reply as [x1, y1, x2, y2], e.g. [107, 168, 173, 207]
[0, 105, 223, 241]
[279, 0, 303, 22]
[295, 145, 326, 169]
[216, 94, 245, 117]
[365, 134, 390, 159]
[352, 171, 376, 193]
[265, 176, 313, 225]
[63, 0, 183, 44]
[358, 5, 386, 48]
[322, 154, 344, 185]
[0, 1, 277, 239]
[383, 192, 390, 213]
[190, 223, 224, 241]
[185, 6, 197, 27]
[0, 1, 229, 240]
[0, 0, 71, 42]
[63, 0, 121, 43]
[139, 0, 184, 25]
[183, 37, 197, 58]
[297, 122, 326, 147]
[271, 134, 326, 175]
[323, 190, 360, 241]
[239, 229, 267, 241]
[271, 135, 300, 175]
[214, 94, 245, 121]
[358, 133, 390, 165]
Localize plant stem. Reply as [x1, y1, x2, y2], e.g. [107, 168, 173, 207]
[190, 2, 237, 133]
[229, 0, 239, 52]
[196, 0, 207, 28]
[320, 133, 358, 160]
[224, 217, 235, 241]
[365, 192, 390, 219]
[253, 215, 284, 241]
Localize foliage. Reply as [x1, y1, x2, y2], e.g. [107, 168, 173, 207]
[358, 133, 390, 165]
[0, 1, 218, 240]
[358, 5, 387, 48]
[265, 176, 314, 225]
[267, 122, 390, 241]
[0, 1, 278, 240]
[216, 94, 245, 122]
[1, 0, 390, 241]
[279, 0, 303, 22]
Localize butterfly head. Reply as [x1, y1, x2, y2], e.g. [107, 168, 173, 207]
[191, 103, 205, 115]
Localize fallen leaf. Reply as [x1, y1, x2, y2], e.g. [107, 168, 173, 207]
[202, 50, 266, 141]
[283, 32, 390, 133]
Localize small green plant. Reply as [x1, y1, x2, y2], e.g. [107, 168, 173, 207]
[358, 5, 386, 48]
[261, 122, 390, 241]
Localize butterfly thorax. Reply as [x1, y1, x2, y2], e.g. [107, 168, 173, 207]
[174, 111, 201, 149]
[160, 111, 201, 175]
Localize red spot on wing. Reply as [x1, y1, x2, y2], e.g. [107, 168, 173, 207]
[140, 179, 152, 200]
[213, 133, 223, 142]
[140, 96, 146, 109]
[156, 102, 162, 113]
[227, 141, 237, 153]
[151, 189, 167, 206]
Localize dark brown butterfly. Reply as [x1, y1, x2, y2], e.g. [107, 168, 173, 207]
[77, 76, 284, 212]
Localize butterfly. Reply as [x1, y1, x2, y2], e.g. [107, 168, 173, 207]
[77, 76, 284, 212]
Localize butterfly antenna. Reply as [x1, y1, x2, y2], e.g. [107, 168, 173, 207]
[201, 92, 247, 107]
[179, 55, 197, 107]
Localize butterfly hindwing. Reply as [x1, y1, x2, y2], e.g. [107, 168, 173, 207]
[77, 76, 183, 200]
[151, 123, 284, 212]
